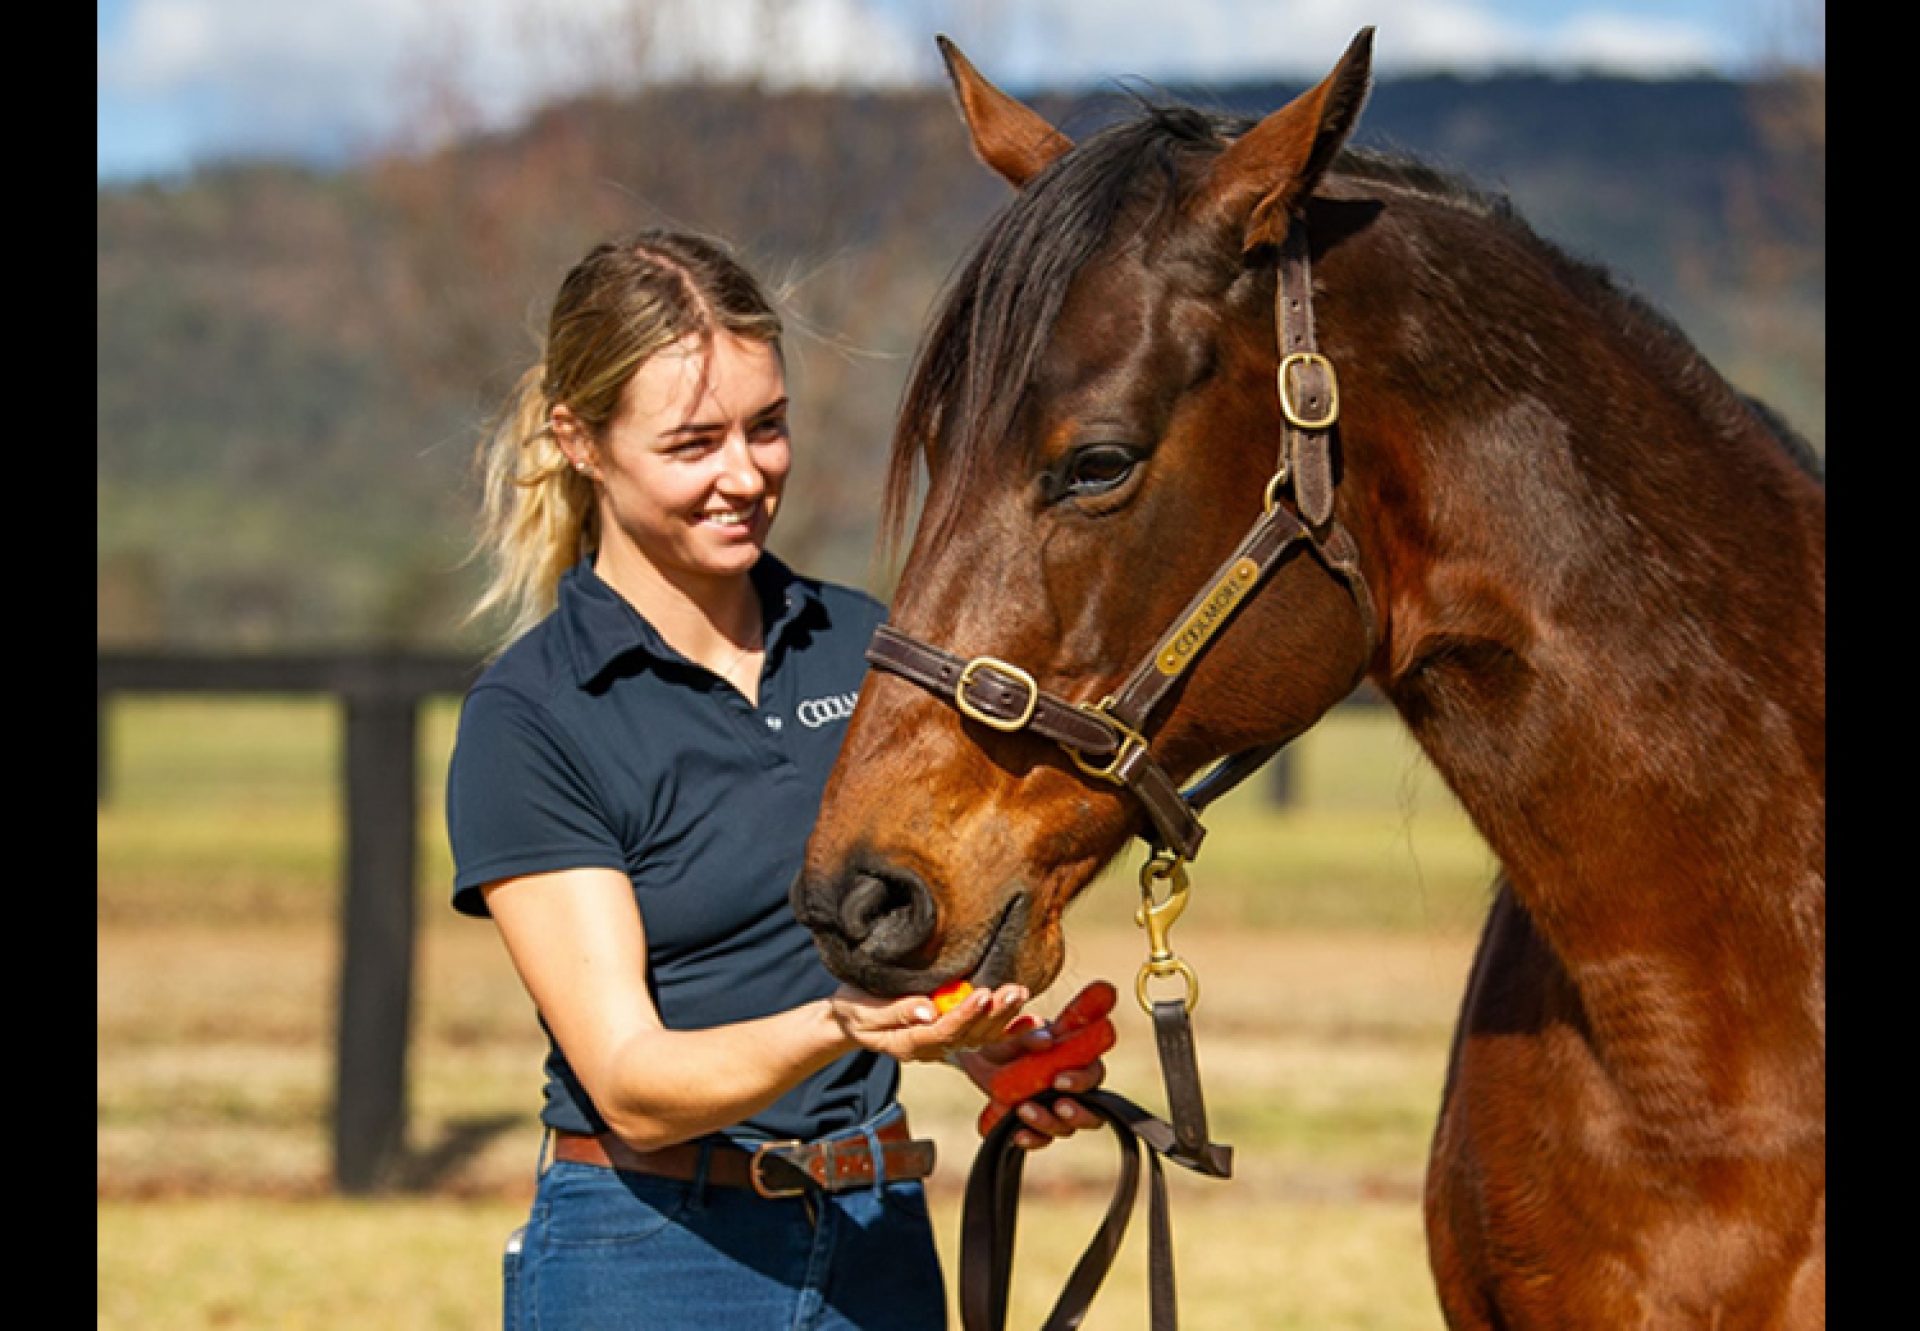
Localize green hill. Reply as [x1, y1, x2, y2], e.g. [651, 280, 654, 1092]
[96, 74, 1823, 651]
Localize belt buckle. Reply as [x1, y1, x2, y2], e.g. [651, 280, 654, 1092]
[749, 1139, 809, 1199]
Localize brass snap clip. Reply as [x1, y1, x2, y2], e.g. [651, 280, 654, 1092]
[1135, 851, 1199, 1013]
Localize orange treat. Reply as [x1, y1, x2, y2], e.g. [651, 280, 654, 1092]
[932, 979, 976, 1014]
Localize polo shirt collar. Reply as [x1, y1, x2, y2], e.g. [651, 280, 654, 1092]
[558, 554, 823, 689]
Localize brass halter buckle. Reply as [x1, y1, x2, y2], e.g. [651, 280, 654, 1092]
[1277, 351, 1340, 431]
[955, 656, 1039, 732]
[1067, 697, 1149, 785]
[1135, 851, 1200, 1014]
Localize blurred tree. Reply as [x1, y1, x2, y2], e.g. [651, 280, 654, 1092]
[95, 4, 1821, 651]
[1680, 1, 1824, 451]
[97, 550, 168, 646]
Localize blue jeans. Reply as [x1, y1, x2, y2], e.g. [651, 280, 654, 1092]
[503, 1117, 947, 1329]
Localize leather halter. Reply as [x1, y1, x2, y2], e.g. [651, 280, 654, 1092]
[866, 223, 1378, 863]
[896, 221, 1379, 1331]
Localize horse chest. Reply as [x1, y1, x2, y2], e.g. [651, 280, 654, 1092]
[1427, 890, 1824, 1329]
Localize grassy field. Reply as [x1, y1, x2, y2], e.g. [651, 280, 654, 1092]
[99, 695, 1499, 1329]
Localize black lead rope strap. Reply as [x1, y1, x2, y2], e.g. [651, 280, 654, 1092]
[958, 1002, 1233, 1331]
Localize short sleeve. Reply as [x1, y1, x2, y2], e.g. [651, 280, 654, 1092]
[445, 684, 627, 918]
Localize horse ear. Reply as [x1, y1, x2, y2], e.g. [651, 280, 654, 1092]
[1192, 28, 1375, 252]
[936, 35, 1073, 188]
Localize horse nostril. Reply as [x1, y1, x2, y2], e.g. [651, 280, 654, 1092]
[838, 870, 935, 963]
[838, 874, 887, 942]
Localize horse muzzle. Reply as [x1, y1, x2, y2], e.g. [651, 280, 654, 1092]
[790, 860, 1031, 997]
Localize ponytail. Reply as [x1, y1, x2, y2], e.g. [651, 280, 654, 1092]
[465, 363, 599, 651]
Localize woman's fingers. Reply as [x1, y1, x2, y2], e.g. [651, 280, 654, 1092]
[1002, 1092, 1108, 1150]
[981, 1019, 1116, 1103]
[834, 982, 1032, 1061]
[1048, 1056, 1106, 1096]
[907, 983, 1027, 1049]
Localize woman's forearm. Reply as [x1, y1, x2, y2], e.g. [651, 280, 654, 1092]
[592, 999, 854, 1150]
[586, 982, 1037, 1150]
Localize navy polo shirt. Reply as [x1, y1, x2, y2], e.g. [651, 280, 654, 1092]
[445, 553, 894, 1146]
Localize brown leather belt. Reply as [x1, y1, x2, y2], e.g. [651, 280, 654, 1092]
[550, 1114, 936, 1199]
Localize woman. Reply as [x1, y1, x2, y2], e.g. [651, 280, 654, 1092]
[446, 229, 1108, 1330]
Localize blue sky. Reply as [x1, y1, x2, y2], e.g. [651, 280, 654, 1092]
[97, 0, 1822, 183]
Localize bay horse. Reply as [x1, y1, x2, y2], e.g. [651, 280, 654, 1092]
[794, 30, 1825, 1328]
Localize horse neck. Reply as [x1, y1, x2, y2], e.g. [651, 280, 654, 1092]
[1321, 216, 1825, 1058]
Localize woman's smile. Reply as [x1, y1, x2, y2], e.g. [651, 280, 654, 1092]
[582, 329, 793, 592]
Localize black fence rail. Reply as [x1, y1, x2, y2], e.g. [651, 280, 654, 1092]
[98, 649, 1385, 1194]
[98, 650, 482, 1195]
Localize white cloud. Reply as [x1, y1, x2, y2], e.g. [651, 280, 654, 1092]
[106, 0, 220, 89]
[851, 0, 1736, 87]
[1547, 13, 1725, 73]
[97, 0, 1747, 177]
[629, 0, 927, 86]
[100, 0, 938, 169]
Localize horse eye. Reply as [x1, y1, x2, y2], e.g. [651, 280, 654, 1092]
[1061, 444, 1141, 498]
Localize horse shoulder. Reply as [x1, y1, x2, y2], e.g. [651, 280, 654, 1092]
[1429, 883, 1826, 1328]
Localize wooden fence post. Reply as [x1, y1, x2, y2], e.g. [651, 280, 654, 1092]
[334, 686, 419, 1193]
[97, 651, 480, 1196]
[98, 688, 110, 805]
[1266, 746, 1296, 806]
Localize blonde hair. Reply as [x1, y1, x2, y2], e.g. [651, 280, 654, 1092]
[468, 229, 784, 649]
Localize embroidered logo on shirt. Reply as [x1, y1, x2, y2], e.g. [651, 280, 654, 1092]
[795, 690, 860, 729]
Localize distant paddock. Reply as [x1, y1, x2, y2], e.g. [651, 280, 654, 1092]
[96, 649, 1391, 1194]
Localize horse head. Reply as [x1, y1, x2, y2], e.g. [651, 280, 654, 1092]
[794, 32, 1388, 997]
[797, 31, 1828, 1322]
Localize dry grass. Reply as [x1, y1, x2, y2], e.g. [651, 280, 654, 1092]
[100, 918, 1471, 1328]
[99, 1188, 1445, 1331]
[98, 696, 1490, 1327]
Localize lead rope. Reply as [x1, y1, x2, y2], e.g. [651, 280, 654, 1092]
[958, 851, 1231, 1331]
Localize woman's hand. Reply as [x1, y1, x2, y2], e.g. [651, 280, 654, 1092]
[954, 981, 1117, 1151]
[828, 982, 1030, 1063]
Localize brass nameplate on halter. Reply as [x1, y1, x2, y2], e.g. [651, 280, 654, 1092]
[1154, 558, 1261, 677]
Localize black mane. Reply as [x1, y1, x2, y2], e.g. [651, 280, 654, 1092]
[1333, 147, 1822, 483]
[882, 96, 1817, 552]
[885, 104, 1232, 553]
